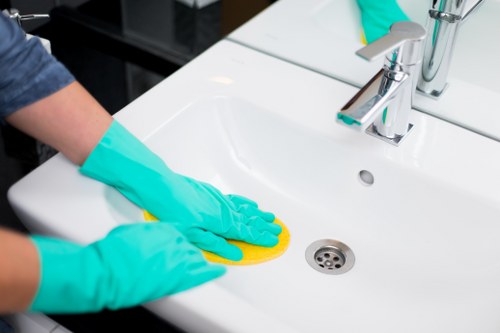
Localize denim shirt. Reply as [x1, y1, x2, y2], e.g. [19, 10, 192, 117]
[0, 13, 74, 120]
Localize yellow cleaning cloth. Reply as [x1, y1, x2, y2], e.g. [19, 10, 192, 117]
[143, 211, 290, 265]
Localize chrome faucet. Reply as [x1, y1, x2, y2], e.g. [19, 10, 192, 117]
[417, 0, 485, 98]
[337, 21, 426, 146]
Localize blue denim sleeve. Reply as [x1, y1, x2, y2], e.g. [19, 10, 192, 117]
[0, 14, 75, 120]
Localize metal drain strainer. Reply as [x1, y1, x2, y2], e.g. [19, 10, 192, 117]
[305, 239, 355, 275]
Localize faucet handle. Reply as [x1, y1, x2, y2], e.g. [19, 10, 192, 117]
[3, 8, 50, 28]
[356, 21, 426, 66]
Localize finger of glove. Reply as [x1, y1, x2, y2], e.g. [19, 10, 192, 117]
[227, 194, 258, 207]
[236, 204, 276, 222]
[181, 227, 244, 261]
[167, 222, 243, 261]
[199, 182, 238, 209]
[198, 184, 275, 223]
[227, 195, 275, 222]
[244, 216, 282, 235]
[228, 217, 279, 247]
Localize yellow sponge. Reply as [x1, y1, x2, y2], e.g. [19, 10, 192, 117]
[361, 30, 368, 45]
[143, 211, 290, 265]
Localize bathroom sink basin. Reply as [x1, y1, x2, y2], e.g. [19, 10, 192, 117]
[8, 40, 500, 332]
[229, 0, 500, 141]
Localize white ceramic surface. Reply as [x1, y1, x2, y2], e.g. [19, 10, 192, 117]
[229, 0, 500, 142]
[8, 40, 500, 332]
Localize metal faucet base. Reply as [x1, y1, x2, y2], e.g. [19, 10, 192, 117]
[365, 123, 414, 146]
[416, 83, 449, 100]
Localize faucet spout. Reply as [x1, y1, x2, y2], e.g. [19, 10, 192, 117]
[337, 68, 409, 133]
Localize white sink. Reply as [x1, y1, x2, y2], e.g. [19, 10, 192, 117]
[229, 0, 500, 142]
[9, 40, 500, 333]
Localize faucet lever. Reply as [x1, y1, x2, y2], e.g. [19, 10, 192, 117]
[356, 22, 426, 62]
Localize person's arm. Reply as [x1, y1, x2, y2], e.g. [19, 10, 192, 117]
[0, 12, 111, 165]
[6, 81, 112, 165]
[0, 227, 40, 313]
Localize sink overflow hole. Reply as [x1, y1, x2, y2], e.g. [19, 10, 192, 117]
[358, 170, 374, 186]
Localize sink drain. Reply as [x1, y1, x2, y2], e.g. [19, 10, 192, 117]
[305, 239, 355, 275]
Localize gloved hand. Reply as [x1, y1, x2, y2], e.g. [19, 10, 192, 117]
[356, 0, 410, 44]
[80, 121, 282, 261]
[29, 222, 225, 314]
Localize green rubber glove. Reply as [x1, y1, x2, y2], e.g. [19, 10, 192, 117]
[80, 121, 282, 261]
[356, 0, 410, 43]
[29, 223, 225, 314]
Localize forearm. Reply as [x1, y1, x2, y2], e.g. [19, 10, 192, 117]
[5, 81, 113, 165]
[0, 227, 40, 313]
